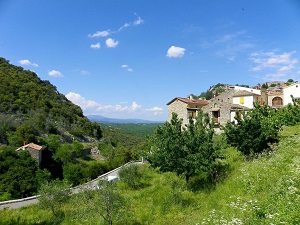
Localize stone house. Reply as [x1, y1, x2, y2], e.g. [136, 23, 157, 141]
[202, 88, 249, 128]
[167, 83, 300, 129]
[16, 143, 43, 166]
[167, 97, 208, 126]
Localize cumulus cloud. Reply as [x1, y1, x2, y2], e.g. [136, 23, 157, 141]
[66, 92, 142, 114]
[48, 70, 63, 77]
[65, 92, 166, 120]
[249, 50, 298, 80]
[90, 42, 101, 49]
[166, 46, 186, 58]
[146, 107, 163, 115]
[88, 30, 110, 38]
[66, 92, 100, 110]
[131, 101, 141, 110]
[121, 64, 133, 72]
[106, 38, 119, 48]
[18, 59, 38, 67]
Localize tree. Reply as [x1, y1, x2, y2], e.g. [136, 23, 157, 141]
[0, 149, 39, 199]
[73, 180, 125, 225]
[10, 123, 37, 146]
[224, 103, 281, 155]
[147, 112, 218, 182]
[119, 164, 144, 189]
[38, 180, 71, 224]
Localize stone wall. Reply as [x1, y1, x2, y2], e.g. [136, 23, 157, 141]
[167, 99, 189, 125]
[202, 89, 235, 126]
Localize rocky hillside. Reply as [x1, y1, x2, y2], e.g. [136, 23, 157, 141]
[0, 57, 102, 146]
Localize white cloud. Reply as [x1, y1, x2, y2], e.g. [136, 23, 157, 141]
[66, 92, 141, 113]
[106, 38, 119, 48]
[133, 13, 144, 26]
[65, 92, 165, 120]
[166, 46, 186, 58]
[90, 42, 101, 49]
[18, 59, 38, 67]
[89, 14, 144, 39]
[66, 92, 100, 111]
[88, 30, 110, 38]
[48, 70, 63, 77]
[131, 101, 141, 110]
[250, 51, 297, 72]
[146, 107, 163, 115]
[249, 50, 299, 81]
[118, 23, 130, 31]
[121, 64, 133, 72]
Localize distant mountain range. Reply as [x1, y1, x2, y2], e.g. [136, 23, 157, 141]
[87, 115, 164, 124]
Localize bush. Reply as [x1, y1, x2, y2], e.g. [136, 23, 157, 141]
[119, 164, 145, 189]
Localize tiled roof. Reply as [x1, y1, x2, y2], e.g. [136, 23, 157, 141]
[167, 97, 209, 106]
[233, 90, 260, 97]
[20, 143, 43, 151]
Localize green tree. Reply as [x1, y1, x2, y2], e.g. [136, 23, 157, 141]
[38, 180, 70, 224]
[54, 143, 74, 164]
[73, 180, 125, 225]
[47, 134, 61, 153]
[147, 112, 218, 182]
[224, 103, 281, 155]
[0, 149, 39, 198]
[119, 164, 144, 189]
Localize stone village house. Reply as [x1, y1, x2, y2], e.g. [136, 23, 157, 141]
[167, 83, 300, 129]
[16, 143, 43, 166]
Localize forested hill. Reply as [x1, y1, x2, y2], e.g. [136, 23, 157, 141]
[0, 57, 102, 145]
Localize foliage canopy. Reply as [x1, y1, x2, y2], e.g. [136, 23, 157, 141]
[147, 112, 219, 182]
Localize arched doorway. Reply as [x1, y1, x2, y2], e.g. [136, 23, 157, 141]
[272, 97, 283, 107]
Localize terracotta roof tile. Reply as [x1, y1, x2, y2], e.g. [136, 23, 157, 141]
[25, 143, 43, 151]
[167, 97, 209, 106]
[233, 90, 260, 97]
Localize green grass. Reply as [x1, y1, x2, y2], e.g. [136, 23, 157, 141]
[1, 125, 300, 224]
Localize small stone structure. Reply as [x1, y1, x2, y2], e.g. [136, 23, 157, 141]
[16, 143, 43, 166]
[167, 96, 208, 126]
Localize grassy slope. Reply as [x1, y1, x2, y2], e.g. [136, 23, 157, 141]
[1, 125, 300, 224]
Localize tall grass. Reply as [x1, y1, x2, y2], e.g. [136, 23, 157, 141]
[1, 125, 300, 224]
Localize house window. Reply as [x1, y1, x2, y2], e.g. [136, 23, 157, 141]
[235, 111, 242, 119]
[188, 111, 196, 119]
[212, 110, 220, 124]
[240, 97, 244, 104]
[213, 103, 219, 108]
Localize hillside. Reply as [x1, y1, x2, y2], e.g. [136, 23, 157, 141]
[0, 57, 102, 145]
[1, 125, 299, 224]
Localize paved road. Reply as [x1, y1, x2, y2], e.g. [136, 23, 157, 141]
[0, 161, 143, 210]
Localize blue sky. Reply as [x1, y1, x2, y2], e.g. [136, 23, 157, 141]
[1, 0, 300, 121]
